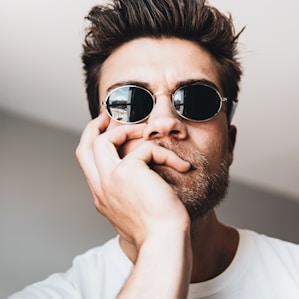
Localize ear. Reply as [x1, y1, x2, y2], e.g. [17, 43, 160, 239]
[228, 125, 237, 166]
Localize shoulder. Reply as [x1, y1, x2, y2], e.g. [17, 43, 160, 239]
[71, 235, 132, 282]
[241, 229, 299, 250]
[238, 228, 299, 267]
[8, 236, 132, 299]
[234, 229, 299, 295]
[73, 236, 120, 266]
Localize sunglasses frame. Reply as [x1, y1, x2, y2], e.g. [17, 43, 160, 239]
[101, 83, 238, 124]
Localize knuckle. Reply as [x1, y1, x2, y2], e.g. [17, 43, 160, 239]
[75, 144, 82, 160]
[94, 198, 104, 213]
[110, 162, 131, 184]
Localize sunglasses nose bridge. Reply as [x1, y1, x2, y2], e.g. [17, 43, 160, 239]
[153, 90, 173, 100]
[152, 90, 176, 108]
[152, 90, 178, 114]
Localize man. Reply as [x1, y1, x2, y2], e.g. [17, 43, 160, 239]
[8, 0, 299, 298]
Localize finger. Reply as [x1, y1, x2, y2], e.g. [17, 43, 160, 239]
[124, 142, 191, 173]
[78, 113, 110, 147]
[93, 123, 146, 174]
[76, 113, 110, 187]
[106, 123, 146, 146]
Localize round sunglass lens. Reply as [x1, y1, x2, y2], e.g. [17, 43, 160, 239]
[174, 85, 221, 121]
[106, 86, 154, 123]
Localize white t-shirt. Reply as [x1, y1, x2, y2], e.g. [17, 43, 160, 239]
[8, 229, 299, 299]
[188, 229, 299, 298]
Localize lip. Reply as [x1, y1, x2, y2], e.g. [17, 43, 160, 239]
[151, 161, 195, 172]
[151, 163, 192, 185]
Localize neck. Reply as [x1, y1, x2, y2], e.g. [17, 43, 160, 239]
[119, 209, 239, 283]
[190, 210, 239, 283]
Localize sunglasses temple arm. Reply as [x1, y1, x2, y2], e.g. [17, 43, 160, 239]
[228, 99, 238, 123]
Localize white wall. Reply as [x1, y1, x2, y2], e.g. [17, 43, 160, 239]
[1, 109, 299, 298]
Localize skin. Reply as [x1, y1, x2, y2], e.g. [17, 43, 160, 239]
[76, 37, 239, 298]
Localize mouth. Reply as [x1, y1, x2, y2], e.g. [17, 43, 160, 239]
[152, 139, 198, 170]
[150, 163, 194, 186]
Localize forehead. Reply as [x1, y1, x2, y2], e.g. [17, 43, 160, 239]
[99, 37, 221, 97]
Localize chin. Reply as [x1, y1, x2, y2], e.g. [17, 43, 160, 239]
[156, 160, 229, 222]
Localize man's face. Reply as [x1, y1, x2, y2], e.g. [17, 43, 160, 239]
[99, 38, 236, 220]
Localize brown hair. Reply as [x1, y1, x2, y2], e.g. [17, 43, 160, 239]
[82, 0, 243, 120]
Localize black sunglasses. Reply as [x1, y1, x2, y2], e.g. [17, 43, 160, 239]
[102, 83, 237, 123]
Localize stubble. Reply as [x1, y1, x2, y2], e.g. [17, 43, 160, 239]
[152, 139, 229, 221]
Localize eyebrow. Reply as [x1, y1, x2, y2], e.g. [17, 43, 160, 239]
[106, 80, 151, 94]
[105, 78, 220, 96]
[173, 79, 219, 91]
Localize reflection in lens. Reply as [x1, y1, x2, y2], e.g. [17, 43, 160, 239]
[106, 86, 154, 123]
[107, 87, 132, 122]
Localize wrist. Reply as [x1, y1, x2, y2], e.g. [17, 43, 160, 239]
[119, 226, 192, 299]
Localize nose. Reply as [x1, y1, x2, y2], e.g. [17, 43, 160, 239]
[143, 94, 188, 140]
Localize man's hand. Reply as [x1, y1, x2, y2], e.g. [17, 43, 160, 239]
[76, 113, 191, 246]
[76, 113, 192, 298]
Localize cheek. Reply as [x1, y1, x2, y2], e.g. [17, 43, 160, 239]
[210, 140, 229, 162]
[189, 125, 230, 166]
[202, 139, 227, 163]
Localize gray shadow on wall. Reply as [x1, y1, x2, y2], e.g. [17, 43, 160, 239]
[217, 179, 299, 244]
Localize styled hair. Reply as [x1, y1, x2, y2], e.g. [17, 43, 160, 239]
[82, 0, 243, 120]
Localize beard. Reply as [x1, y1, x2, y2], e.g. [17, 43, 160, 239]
[152, 139, 230, 221]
